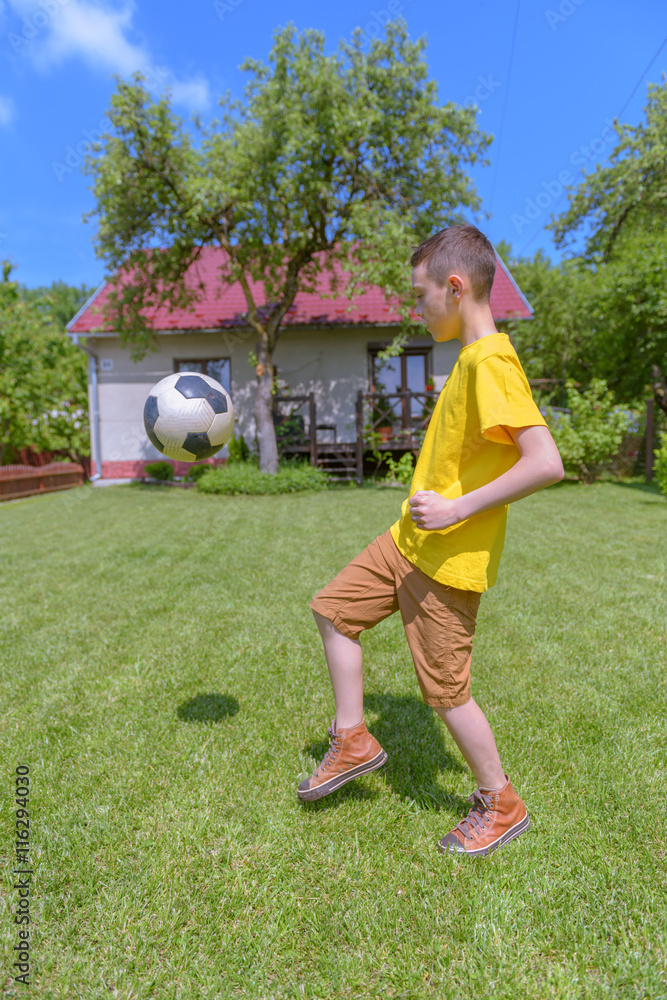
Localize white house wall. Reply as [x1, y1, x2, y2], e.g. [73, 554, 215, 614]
[85, 327, 461, 471]
[88, 332, 244, 466]
[272, 327, 460, 443]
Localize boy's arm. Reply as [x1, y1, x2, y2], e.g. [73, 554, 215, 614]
[409, 424, 564, 532]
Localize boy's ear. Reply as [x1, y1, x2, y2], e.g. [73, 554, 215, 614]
[449, 273, 464, 301]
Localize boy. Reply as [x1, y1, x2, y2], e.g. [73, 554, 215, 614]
[297, 225, 564, 857]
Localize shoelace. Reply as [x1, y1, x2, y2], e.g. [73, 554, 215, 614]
[455, 789, 494, 840]
[314, 724, 342, 776]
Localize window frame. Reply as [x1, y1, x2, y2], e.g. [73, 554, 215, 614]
[368, 346, 432, 429]
[173, 358, 232, 392]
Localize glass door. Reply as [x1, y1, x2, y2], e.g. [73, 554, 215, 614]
[369, 349, 431, 430]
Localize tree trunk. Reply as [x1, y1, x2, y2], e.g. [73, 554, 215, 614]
[253, 337, 279, 474]
[652, 365, 667, 416]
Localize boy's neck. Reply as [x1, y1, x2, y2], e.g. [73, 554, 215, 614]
[456, 302, 500, 348]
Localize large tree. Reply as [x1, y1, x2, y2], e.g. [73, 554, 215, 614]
[498, 245, 598, 403]
[549, 81, 667, 413]
[84, 22, 490, 472]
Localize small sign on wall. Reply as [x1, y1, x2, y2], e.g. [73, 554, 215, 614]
[100, 359, 114, 371]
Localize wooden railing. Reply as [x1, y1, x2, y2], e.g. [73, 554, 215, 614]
[0, 463, 85, 501]
[272, 390, 438, 487]
[272, 393, 317, 466]
[356, 389, 438, 448]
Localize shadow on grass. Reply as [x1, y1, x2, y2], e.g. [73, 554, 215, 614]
[177, 692, 239, 723]
[547, 477, 663, 497]
[604, 479, 663, 497]
[301, 693, 468, 814]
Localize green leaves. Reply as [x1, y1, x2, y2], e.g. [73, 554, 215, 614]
[550, 82, 667, 261]
[84, 23, 490, 349]
[83, 75, 209, 356]
[546, 80, 667, 412]
[507, 226, 667, 407]
[545, 379, 633, 484]
[654, 432, 667, 498]
[83, 22, 490, 470]
[507, 250, 598, 398]
[0, 266, 89, 462]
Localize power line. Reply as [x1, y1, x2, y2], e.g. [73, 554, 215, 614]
[517, 33, 667, 258]
[616, 34, 667, 122]
[488, 0, 521, 215]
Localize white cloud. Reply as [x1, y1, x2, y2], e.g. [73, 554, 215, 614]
[41, 0, 144, 76]
[169, 76, 210, 111]
[0, 95, 16, 126]
[7, 0, 210, 112]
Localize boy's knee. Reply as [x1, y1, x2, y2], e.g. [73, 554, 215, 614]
[311, 606, 340, 636]
[432, 695, 473, 719]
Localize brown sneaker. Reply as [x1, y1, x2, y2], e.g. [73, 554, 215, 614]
[438, 775, 530, 857]
[297, 719, 387, 802]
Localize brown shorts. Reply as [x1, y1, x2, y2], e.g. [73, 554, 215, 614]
[309, 529, 481, 708]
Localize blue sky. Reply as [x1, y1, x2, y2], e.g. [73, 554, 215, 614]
[1, 0, 666, 289]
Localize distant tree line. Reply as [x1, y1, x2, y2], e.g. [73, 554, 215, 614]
[0, 264, 92, 465]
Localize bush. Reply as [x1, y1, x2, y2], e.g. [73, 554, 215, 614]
[196, 460, 330, 495]
[144, 461, 174, 481]
[654, 432, 667, 497]
[545, 379, 632, 484]
[227, 433, 250, 464]
[383, 451, 415, 486]
[185, 463, 213, 482]
[273, 413, 308, 447]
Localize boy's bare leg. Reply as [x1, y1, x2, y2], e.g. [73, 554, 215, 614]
[312, 610, 364, 729]
[312, 610, 505, 785]
[297, 611, 386, 802]
[435, 699, 506, 790]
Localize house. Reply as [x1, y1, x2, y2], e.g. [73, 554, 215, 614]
[67, 248, 532, 480]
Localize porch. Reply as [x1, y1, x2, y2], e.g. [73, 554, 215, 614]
[273, 388, 438, 485]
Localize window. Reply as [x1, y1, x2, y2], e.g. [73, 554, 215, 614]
[175, 358, 231, 393]
[369, 348, 431, 426]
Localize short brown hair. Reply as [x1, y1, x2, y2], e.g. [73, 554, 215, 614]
[410, 224, 496, 301]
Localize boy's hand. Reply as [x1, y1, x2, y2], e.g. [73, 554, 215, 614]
[408, 490, 461, 531]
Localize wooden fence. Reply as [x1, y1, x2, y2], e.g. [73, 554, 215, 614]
[0, 463, 85, 502]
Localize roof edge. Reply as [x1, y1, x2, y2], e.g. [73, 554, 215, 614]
[494, 251, 533, 318]
[70, 320, 426, 338]
[66, 280, 108, 336]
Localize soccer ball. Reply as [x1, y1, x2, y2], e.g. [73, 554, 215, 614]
[143, 372, 234, 462]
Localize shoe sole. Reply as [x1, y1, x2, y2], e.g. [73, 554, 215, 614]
[439, 812, 531, 857]
[297, 749, 388, 801]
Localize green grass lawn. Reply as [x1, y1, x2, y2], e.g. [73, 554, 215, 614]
[0, 480, 665, 1000]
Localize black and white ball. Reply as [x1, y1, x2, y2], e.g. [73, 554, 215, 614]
[143, 372, 234, 462]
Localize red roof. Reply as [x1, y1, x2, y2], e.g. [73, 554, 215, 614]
[68, 247, 532, 334]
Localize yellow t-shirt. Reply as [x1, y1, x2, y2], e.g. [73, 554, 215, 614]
[390, 332, 547, 592]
